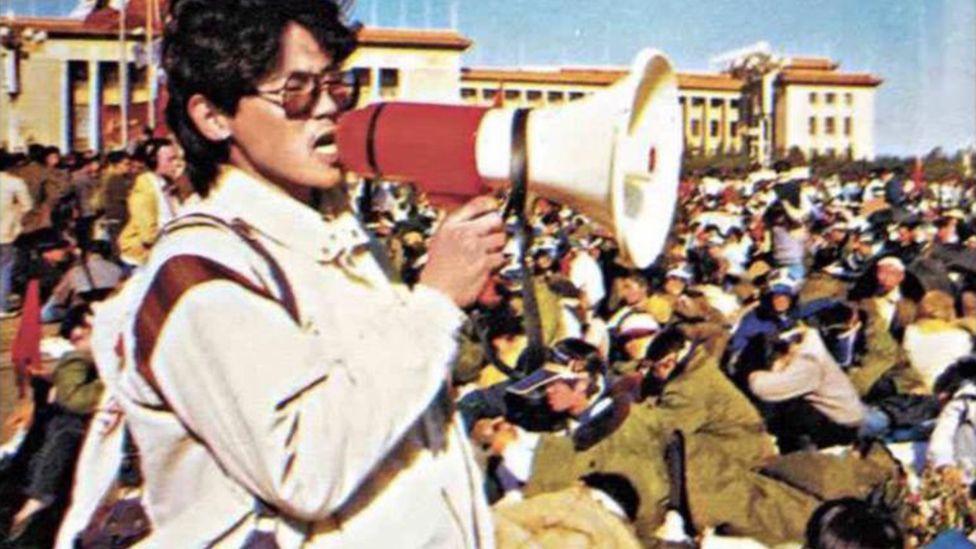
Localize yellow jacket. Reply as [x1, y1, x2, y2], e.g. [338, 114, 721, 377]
[118, 171, 174, 265]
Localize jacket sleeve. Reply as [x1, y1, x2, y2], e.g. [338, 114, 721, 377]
[53, 356, 104, 415]
[142, 279, 464, 521]
[748, 354, 819, 402]
[927, 395, 966, 468]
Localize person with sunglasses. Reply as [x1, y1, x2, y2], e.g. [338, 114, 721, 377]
[63, 1, 500, 546]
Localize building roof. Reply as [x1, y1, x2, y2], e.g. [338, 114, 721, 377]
[462, 67, 627, 86]
[676, 73, 743, 92]
[3, 17, 472, 49]
[462, 67, 744, 92]
[783, 57, 838, 71]
[357, 27, 472, 50]
[778, 69, 882, 87]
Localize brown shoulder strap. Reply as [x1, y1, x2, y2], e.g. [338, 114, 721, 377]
[159, 213, 300, 324]
[134, 214, 300, 397]
[133, 254, 284, 396]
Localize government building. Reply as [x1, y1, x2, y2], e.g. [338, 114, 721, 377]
[0, 13, 881, 162]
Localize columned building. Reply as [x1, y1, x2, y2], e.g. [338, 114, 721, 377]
[0, 16, 881, 162]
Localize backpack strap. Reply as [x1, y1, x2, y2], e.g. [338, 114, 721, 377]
[134, 213, 301, 401]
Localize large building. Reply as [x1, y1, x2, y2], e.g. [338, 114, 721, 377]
[0, 15, 881, 161]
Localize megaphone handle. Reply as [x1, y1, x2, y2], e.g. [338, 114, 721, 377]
[506, 108, 545, 372]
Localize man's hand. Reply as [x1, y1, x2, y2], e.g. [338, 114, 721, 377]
[420, 196, 506, 308]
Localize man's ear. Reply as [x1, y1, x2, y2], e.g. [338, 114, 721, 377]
[187, 94, 231, 142]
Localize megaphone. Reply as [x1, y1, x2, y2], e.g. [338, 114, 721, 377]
[337, 49, 682, 268]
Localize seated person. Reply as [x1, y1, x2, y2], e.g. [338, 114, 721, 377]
[903, 290, 975, 390]
[746, 325, 889, 452]
[927, 357, 976, 486]
[3, 304, 103, 543]
[484, 326, 896, 546]
[40, 240, 123, 323]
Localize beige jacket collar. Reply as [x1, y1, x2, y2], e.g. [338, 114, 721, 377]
[201, 166, 370, 264]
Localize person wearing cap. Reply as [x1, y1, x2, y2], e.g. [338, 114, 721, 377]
[728, 271, 802, 360]
[857, 256, 917, 342]
[646, 267, 726, 327]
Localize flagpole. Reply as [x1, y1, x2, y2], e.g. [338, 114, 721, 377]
[146, 0, 155, 130]
[119, 0, 129, 147]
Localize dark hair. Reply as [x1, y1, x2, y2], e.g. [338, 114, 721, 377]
[164, 0, 357, 196]
[805, 498, 903, 549]
[581, 473, 640, 522]
[644, 326, 687, 362]
[106, 150, 129, 165]
[59, 303, 93, 340]
[137, 137, 174, 171]
[27, 143, 46, 163]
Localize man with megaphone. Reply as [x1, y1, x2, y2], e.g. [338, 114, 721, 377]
[62, 0, 681, 546]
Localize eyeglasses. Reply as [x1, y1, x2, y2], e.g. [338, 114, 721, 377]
[254, 68, 359, 119]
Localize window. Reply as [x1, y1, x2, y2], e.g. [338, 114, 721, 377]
[483, 88, 498, 100]
[844, 117, 852, 136]
[679, 96, 687, 105]
[379, 68, 399, 98]
[808, 116, 817, 136]
[710, 98, 723, 108]
[460, 88, 476, 99]
[504, 89, 521, 100]
[730, 121, 738, 135]
[826, 92, 836, 105]
[691, 97, 705, 106]
[709, 120, 719, 137]
[809, 92, 818, 104]
[352, 67, 372, 88]
[730, 99, 740, 110]
[844, 92, 853, 106]
[690, 119, 701, 136]
[526, 90, 543, 102]
[547, 91, 564, 103]
[825, 116, 836, 135]
[569, 92, 585, 101]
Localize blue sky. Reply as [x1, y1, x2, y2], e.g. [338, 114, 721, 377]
[10, 0, 975, 156]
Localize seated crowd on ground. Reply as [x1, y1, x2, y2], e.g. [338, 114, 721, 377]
[1, 141, 975, 546]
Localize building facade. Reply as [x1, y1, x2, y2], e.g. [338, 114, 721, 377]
[0, 15, 880, 162]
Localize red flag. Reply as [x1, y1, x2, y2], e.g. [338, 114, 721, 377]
[10, 279, 42, 399]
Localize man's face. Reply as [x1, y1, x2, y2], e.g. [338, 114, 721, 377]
[650, 354, 678, 381]
[876, 265, 904, 293]
[155, 145, 181, 179]
[664, 277, 686, 297]
[44, 152, 60, 168]
[771, 293, 792, 314]
[619, 278, 647, 306]
[226, 23, 343, 196]
[545, 378, 586, 414]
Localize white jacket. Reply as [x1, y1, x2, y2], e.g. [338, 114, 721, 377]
[60, 167, 493, 548]
[0, 171, 33, 245]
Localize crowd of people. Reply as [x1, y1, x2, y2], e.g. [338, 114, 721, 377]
[1, 136, 976, 546]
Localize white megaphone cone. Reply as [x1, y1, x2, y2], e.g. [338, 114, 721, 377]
[336, 49, 682, 268]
